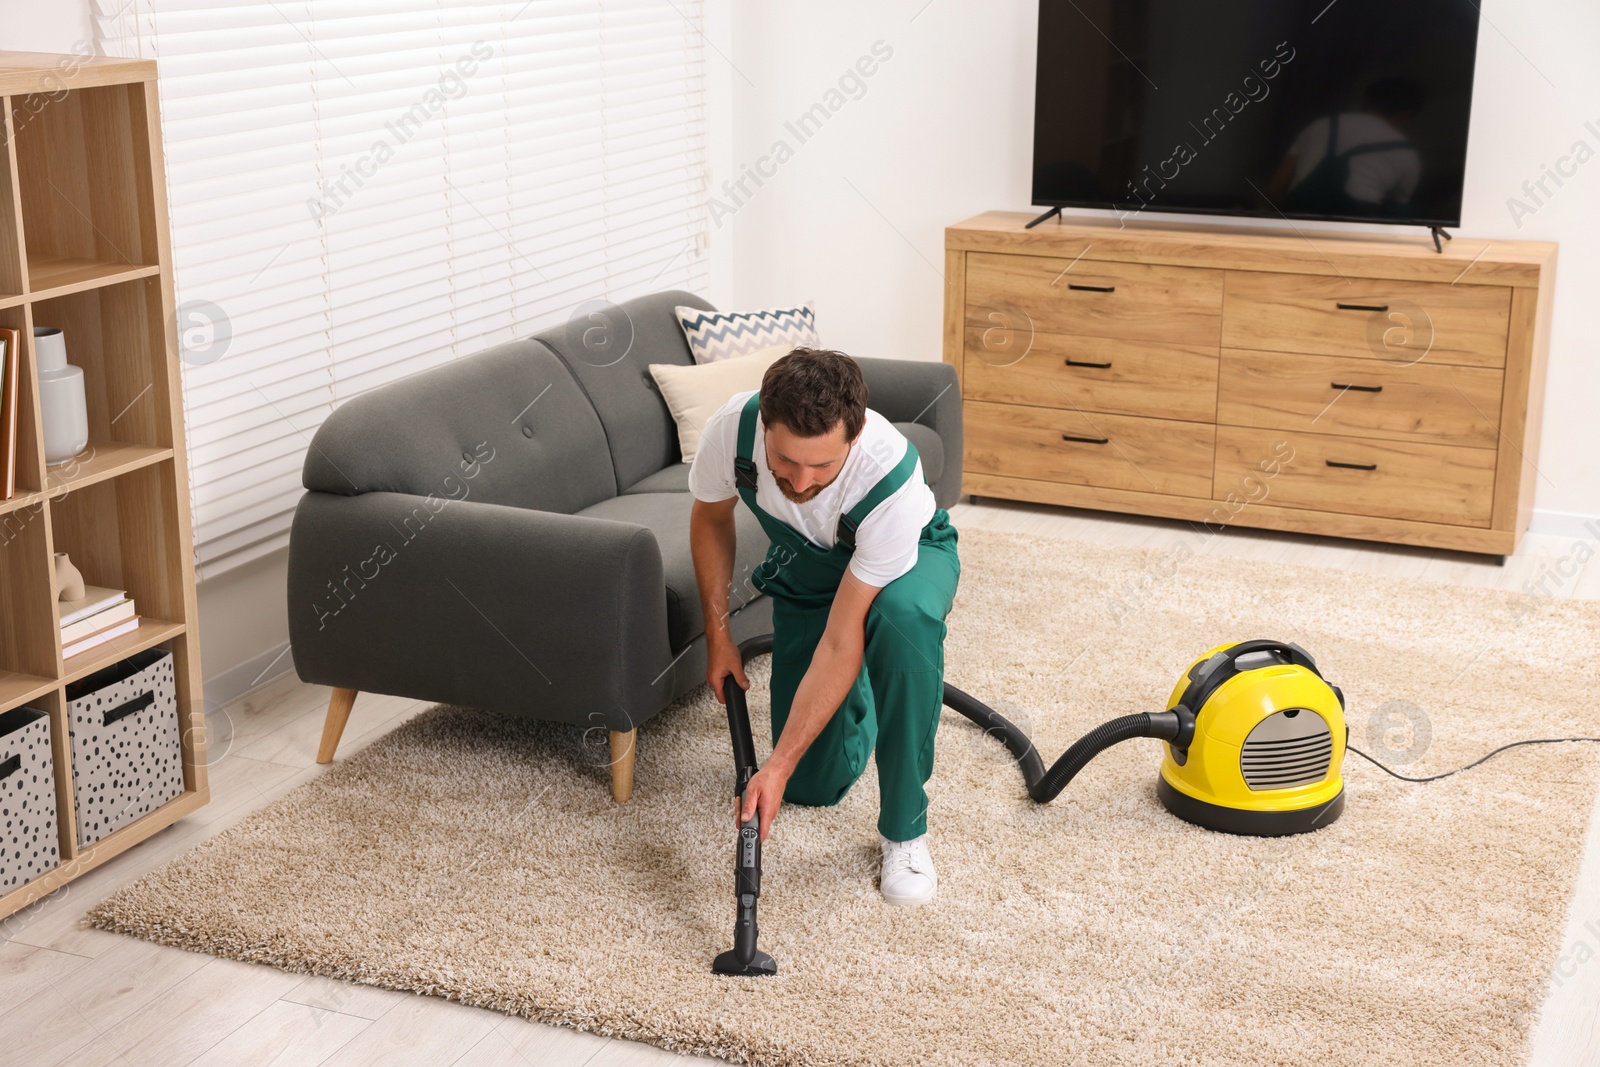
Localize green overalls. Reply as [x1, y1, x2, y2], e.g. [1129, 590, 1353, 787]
[733, 393, 960, 841]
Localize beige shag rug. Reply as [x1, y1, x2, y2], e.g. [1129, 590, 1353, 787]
[89, 528, 1600, 1067]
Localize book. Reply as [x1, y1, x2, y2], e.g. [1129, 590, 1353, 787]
[0, 327, 18, 500]
[61, 598, 136, 643]
[63, 616, 141, 659]
[59, 584, 130, 628]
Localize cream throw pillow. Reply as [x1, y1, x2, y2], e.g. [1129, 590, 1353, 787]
[649, 344, 791, 464]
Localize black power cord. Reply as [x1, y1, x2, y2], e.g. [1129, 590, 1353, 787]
[1347, 738, 1600, 783]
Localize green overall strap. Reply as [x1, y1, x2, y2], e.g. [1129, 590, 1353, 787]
[733, 392, 762, 508]
[836, 438, 920, 549]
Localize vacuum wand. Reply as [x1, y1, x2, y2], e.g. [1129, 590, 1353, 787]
[712, 645, 778, 977]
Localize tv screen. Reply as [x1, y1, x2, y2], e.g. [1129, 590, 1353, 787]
[1032, 0, 1481, 228]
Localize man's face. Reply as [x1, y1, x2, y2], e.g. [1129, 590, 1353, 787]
[765, 419, 856, 503]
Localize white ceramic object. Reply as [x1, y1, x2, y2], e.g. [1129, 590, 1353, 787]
[34, 327, 89, 468]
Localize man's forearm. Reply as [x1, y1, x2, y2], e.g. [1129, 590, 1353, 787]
[768, 635, 863, 775]
[690, 509, 737, 646]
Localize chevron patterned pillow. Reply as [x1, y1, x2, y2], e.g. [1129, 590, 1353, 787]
[675, 302, 819, 365]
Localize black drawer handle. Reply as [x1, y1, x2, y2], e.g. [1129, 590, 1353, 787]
[1330, 382, 1383, 393]
[1064, 358, 1113, 369]
[1336, 302, 1389, 312]
[0, 753, 18, 783]
[1326, 459, 1377, 471]
[1067, 283, 1115, 293]
[104, 691, 155, 727]
[1062, 432, 1110, 445]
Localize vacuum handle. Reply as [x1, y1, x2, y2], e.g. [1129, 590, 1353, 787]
[736, 817, 762, 897]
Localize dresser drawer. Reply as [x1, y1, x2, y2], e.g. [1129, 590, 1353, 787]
[1217, 349, 1502, 448]
[1221, 271, 1512, 367]
[963, 329, 1218, 422]
[966, 400, 1215, 498]
[966, 251, 1223, 345]
[1215, 425, 1495, 527]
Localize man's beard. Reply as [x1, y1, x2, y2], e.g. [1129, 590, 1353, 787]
[771, 470, 824, 503]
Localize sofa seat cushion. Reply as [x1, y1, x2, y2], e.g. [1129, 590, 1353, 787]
[576, 491, 771, 650]
[624, 464, 690, 494]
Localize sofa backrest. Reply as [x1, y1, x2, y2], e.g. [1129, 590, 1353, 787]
[302, 338, 617, 515]
[533, 289, 713, 494]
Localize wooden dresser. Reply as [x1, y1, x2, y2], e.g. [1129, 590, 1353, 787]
[942, 211, 1558, 557]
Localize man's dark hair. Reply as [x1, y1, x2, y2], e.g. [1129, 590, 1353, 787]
[759, 347, 868, 440]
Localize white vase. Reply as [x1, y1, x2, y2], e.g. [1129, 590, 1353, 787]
[34, 327, 89, 468]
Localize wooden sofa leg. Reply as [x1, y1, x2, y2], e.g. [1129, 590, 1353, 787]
[317, 688, 359, 764]
[609, 728, 636, 803]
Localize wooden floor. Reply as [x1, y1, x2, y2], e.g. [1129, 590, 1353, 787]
[3, 498, 1597, 1066]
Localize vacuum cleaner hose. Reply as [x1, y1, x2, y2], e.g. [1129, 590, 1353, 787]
[730, 634, 1190, 807]
[1033, 712, 1172, 801]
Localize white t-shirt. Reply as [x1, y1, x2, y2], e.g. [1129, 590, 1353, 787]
[1288, 112, 1421, 206]
[687, 390, 936, 588]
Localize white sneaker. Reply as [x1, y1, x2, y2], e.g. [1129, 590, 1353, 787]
[878, 833, 937, 906]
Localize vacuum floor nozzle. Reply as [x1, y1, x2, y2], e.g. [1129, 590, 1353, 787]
[712, 948, 777, 976]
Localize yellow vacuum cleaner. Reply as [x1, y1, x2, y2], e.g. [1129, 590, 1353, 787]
[938, 636, 1347, 835]
[1155, 639, 1346, 835]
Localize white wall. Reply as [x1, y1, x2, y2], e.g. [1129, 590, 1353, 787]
[1, 3, 92, 52]
[723, 0, 1600, 535]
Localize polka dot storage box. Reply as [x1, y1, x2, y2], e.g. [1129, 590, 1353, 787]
[0, 706, 61, 892]
[64, 647, 184, 849]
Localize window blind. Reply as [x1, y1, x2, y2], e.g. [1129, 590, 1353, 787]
[93, 0, 709, 580]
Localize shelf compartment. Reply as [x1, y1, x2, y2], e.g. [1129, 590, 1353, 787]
[0, 703, 62, 890]
[48, 457, 188, 629]
[11, 82, 160, 285]
[24, 257, 159, 301]
[59, 627, 204, 803]
[0, 302, 44, 496]
[0, 489, 58, 680]
[0, 97, 25, 300]
[31, 275, 173, 453]
[43, 439, 171, 495]
[60, 617, 184, 684]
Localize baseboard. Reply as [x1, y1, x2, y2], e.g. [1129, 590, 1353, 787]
[203, 640, 297, 713]
[1529, 508, 1600, 542]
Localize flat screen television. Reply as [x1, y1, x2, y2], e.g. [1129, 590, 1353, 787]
[1031, 0, 1481, 231]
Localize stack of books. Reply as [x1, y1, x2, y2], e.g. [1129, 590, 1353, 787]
[60, 586, 141, 659]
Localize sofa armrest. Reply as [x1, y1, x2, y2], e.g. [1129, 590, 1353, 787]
[855, 356, 963, 508]
[287, 490, 674, 731]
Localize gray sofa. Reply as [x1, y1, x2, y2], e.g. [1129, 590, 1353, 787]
[286, 290, 963, 801]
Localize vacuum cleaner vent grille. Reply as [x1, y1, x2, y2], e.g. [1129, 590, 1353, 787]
[1240, 710, 1333, 791]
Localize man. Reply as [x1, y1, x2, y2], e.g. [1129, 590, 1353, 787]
[688, 348, 960, 906]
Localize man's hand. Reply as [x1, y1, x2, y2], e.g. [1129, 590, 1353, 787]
[739, 760, 791, 842]
[706, 637, 749, 704]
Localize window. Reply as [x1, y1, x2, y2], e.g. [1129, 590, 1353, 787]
[94, 0, 709, 578]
